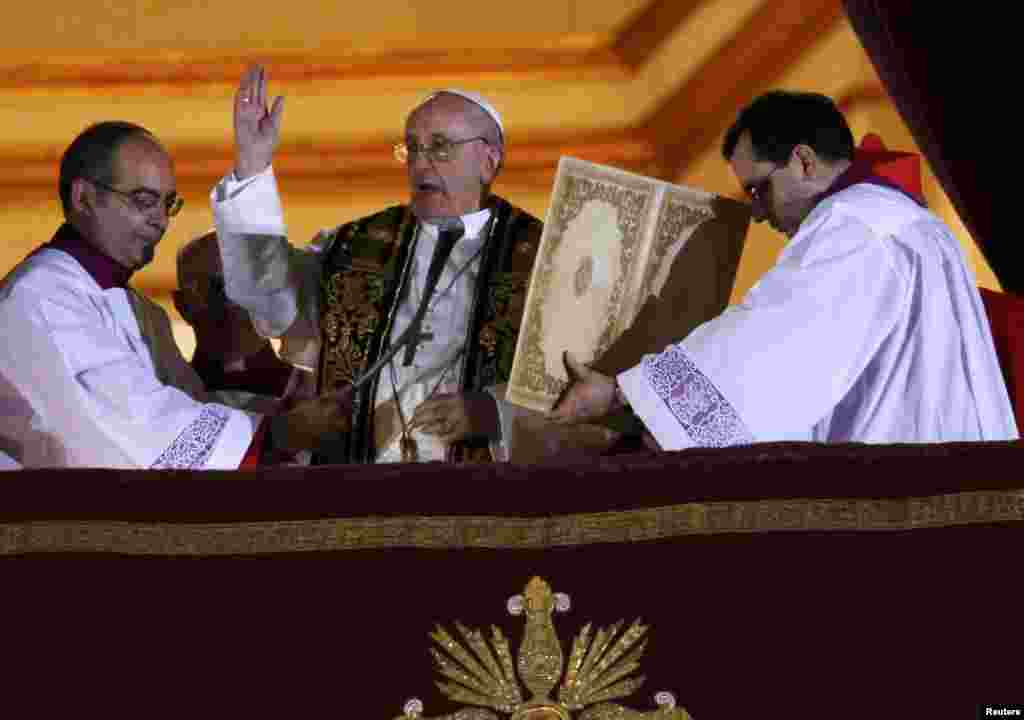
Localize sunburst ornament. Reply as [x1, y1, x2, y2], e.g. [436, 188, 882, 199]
[395, 577, 692, 720]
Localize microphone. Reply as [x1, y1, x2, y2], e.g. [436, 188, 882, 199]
[402, 217, 465, 366]
[345, 217, 466, 390]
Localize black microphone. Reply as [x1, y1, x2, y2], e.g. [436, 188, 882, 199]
[402, 217, 465, 366]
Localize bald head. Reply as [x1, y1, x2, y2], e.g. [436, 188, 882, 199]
[176, 230, 222, 289]
[172, 230, 267, 358]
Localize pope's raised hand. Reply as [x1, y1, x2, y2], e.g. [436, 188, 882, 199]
[233, 64, 285, 181]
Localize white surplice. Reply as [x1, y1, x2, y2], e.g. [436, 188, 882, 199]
[619, 183, 1019, 449]
[211, 167, 514, 462]
[0, 449, 18, 470]
[0, 248, 260, 469]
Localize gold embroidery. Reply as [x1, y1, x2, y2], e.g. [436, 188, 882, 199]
[482, 272, 531, 381]
[321, 268, 384, 387]
[317, 201, 539, 432]
[480, 325, 499, 354]
[2, 489, 1021, 556]
[395, 577, 691, 720]
[635, 198, 714, 303]
[318, 212, 405, 393]
[511, 170, 652, 405]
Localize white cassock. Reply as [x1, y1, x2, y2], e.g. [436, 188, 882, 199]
[212, 167, 517, 462]
[619, 183, 1019, 448]
[0, 248, 260, 468]
[0, 449, 18, 470]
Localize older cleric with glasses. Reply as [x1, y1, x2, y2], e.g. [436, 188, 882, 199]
[0, 121, 353, 468]
[211, 65, 550, 465]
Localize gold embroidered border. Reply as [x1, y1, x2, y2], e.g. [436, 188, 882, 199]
[636, 192, 715, 303]
[2, 489, 1021, 556]
[509, 159, 655, 411]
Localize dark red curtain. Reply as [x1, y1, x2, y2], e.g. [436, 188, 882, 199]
[842, 2, 1011, 291]
[4, 441, 1024, 718]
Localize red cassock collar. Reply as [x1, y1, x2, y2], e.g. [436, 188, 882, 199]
[42, 223, 134, 290]
[819, 133, 927, 207]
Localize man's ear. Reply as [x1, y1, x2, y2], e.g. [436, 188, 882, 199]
[480, 144, 501, 185]
[793, 144, 819, 179]
[70, 177, 95, 215]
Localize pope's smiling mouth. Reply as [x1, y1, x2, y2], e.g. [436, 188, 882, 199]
[415, 181, 443, 193]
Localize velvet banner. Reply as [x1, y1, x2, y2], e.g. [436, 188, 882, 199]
[2, 441, 1021, 718]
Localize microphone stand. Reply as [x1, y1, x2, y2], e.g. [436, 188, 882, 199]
[348, 217, 465, 390]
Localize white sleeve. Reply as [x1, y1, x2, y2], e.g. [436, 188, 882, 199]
[0, 287, 261, 469]
[210, 167, 325, 369]
[622, 209, 907, 447]
[0, 450, 19, 470]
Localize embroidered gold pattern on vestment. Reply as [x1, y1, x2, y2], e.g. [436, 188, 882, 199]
[635, 199, 713, 303]
[394, 577, 691, 720]
[319, 216, 403, 389]
[480, 271, 531, 381]
[512, 171, 651, 403]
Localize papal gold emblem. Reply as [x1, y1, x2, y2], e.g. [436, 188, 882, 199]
[395, 577, 692, 720]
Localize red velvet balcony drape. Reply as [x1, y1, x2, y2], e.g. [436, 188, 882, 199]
[842, 1, 1010, 291]
[3, 441, 1022, 719]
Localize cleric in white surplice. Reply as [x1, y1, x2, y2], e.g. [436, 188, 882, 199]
[552, 91, 1018, 448]
[0, 122, 351, 468]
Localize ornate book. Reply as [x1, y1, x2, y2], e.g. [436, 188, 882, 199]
[507, 157, 751, 412]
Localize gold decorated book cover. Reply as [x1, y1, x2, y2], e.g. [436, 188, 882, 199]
[507, 156, 751, 412]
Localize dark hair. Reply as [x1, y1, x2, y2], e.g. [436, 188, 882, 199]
[58, 121, 155, 216]
[722, 90, 854, 165]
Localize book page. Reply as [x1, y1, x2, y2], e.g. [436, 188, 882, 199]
[507, 157, 750, 412]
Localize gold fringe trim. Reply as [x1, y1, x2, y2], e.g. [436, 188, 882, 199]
[3, 489, 1021, 556]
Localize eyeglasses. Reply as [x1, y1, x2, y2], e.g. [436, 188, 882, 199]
[393, 136, 490, 164]
[88, 178, 184, 218]
[745, 165, 782, 206]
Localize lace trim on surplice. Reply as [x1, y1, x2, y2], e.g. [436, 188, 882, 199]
[151, 405, 231, 469]
[642, 344, 753, 447]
